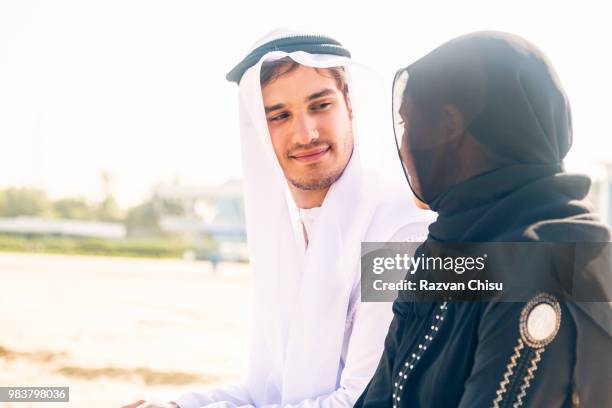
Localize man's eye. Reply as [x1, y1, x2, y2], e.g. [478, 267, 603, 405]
[312, 102, 332, 110]
[269, 112, 289, 122]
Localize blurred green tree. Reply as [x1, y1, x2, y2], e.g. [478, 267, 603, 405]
[97, 197, 123, 222]
[125, 195, 185, 237]
[97, 171, 123, 222]
[52, 198, 97, 220]
[125, 200, 162, 237]
[0, 187, 53, 217]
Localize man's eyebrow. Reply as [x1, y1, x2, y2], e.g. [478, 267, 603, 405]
[306, 88, 336, 101]
[264, 103, 284, 114]
[264, 89, 336, 114]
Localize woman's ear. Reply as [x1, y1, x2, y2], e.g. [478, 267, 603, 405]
[413, 195, 430, 210]
[441, 104, 464, 139]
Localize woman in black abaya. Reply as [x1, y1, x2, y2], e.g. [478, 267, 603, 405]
[356, 32, 612, 407]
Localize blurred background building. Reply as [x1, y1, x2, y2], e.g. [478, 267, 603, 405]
[155, 179, 248, 262]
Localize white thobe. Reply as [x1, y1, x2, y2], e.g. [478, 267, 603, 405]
[172, 204, 402, 408]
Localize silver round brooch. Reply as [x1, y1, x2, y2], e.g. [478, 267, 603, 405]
[519, 293, 561, 348]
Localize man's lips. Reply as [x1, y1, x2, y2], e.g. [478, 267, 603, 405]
[290, 146, 331, 163]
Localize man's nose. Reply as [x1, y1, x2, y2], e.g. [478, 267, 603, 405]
[293, 112, 319, 145]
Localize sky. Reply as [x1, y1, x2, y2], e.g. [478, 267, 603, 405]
[1, 0, 610, 207]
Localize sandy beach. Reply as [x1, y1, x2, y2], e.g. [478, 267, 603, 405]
[0, 252, 253, 407]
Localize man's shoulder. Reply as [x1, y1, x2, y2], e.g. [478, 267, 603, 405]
[364, 195, 435, 242]
[387, 221, 432, 242]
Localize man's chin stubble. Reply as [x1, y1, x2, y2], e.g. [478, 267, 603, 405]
[287, 168, 346, 191]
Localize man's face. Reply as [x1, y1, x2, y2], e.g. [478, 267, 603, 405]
[261, 65, 354, 191]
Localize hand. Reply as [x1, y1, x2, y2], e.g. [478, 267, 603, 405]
[121, 400, 179, 408]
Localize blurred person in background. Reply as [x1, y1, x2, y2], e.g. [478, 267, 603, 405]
[355, 31, 612, 407]
[122, 29, 432, 408]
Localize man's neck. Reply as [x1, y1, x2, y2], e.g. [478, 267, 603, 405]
[288, 184, 329, 209]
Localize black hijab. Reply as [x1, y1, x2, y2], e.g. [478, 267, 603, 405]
[394, 31, 612, 406]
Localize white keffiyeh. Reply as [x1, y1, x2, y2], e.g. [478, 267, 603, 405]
[174, 29, 433, 408]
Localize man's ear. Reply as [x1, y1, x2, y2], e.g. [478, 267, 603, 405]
[441, 104, 464, 139]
